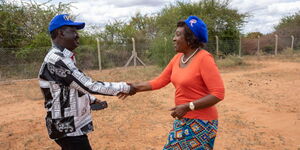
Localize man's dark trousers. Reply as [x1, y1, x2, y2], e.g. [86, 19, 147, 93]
[55, 135, 92, 150]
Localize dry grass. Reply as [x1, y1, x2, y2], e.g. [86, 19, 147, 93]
[0, 55, 300, 150]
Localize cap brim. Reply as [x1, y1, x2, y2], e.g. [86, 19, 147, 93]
[66, 22, 85, 30]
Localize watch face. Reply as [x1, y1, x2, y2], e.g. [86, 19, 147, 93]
[189, 102, 195, 110]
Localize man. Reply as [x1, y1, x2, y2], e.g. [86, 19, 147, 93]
[38, 14, 135, 150]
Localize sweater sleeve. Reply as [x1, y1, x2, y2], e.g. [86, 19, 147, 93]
[42, 57, 130, 96]
[200, 53, 225, 100]
[149, 55, 178, 90]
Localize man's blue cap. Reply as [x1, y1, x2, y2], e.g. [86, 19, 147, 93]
[184, 16, 208, 43]
[48, 14, 85, 32]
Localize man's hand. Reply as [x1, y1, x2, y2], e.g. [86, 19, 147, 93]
[128, 84, 136, 95]
[118, 84, 136, 100]
[117, 92, 129, 100]
[170, 103, 190, 120]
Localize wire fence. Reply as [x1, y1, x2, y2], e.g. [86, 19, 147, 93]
[0, 34, 299, 81]
[0, 40, 153, 81]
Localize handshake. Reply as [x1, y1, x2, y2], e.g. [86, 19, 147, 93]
[91, 83, 138, 111]
[118, 83, 138, 99]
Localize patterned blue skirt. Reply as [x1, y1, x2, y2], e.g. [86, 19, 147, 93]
[163, 118, 218, 150]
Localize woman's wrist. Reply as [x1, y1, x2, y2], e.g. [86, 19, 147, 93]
[132, 82, 152, 92]
[189, 102, 195, 110]
[184, 103, 191, 111]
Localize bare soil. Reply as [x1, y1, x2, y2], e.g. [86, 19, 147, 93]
[0, 57, 299, 150]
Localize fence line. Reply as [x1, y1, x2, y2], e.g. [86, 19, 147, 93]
[0, 35, 299, 81]
[212, 34, 297, 57]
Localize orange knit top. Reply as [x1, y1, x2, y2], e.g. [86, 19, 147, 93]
[149, 50, 225, 120]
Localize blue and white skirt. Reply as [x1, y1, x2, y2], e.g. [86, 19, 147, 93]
[163, 118, 218, 150]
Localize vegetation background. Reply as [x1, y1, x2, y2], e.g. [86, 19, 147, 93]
[0, 0, 299, 80]
[0, 1, 299, 149]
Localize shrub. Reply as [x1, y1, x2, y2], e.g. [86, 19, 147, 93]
[216, 55, 244, 68]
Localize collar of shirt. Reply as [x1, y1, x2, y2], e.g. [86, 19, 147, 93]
[52, 44, 75, 60]
[52, 44, 64, 51]
[62, 48, 74, 59]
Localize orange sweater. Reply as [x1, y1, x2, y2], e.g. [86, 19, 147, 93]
[150, 50, 225, 120]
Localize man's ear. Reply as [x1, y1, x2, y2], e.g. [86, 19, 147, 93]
[57, 28, 64, 38]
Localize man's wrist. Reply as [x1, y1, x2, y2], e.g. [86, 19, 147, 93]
[91, 99, 100, 104]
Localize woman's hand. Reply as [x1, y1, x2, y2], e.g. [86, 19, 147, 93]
[170, 103, 190, 119]
[117, 84, 137, 100]
[117, 82, 152, 100]
[129, 82, 152, 92]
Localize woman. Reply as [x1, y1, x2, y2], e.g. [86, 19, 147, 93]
[131, 16, 225, 150]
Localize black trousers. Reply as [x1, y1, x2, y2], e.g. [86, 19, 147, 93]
[55, 135, 92, 150]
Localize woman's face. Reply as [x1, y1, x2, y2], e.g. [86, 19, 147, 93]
[173, 27, 189, 53]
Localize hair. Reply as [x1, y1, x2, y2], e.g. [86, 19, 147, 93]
[177, 20, 204, 49]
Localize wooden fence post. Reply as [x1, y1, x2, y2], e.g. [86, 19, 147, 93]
[275, 34, 278, 55]
[215, 36, 219, 57]
[164, 37, 167, 61]
[239, 35, 242, 57]
[257, 35, 260, 55]
[291, 35, 294, 51]
[96, 38, 102, 71]
[124, 38, 146, 67]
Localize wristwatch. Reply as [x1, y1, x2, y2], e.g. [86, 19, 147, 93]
[189, 102, 195, 110]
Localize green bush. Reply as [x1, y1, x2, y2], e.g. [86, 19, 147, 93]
[216, 55, 244, 68]
[262, 45, 274, 54]
[75, 45, 98, 70]
[149, 35, 175, 67]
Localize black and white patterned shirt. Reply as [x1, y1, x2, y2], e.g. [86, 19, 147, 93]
[38, 45, 130, 139]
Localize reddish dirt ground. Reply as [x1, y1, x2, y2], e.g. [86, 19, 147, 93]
[0, 57, 299, 150]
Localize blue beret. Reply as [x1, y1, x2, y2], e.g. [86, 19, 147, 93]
[48, 14, 85, 32]
[184, 16, 208, 43]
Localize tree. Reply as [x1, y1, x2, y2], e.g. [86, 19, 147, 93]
[0, 0, 72, 48]
[246, 32, 263, 39]
[0, 0, 27, 48]
[274, 11, 300, 50]
[96, 0, 247, 67]
[98, 12, 157, 57]
[99, 13, 157, 43]
[275, 11, 300, 31]
[151, 0, 248, 66]
[275, 11, 300, 37]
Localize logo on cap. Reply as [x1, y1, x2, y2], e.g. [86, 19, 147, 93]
[189, 19, 197, 27]
[63, 15, 72, 21]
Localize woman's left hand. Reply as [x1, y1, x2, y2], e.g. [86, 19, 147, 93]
[170, 103, 190, 120]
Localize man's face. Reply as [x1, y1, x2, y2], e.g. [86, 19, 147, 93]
[60, 26, 80, 51]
